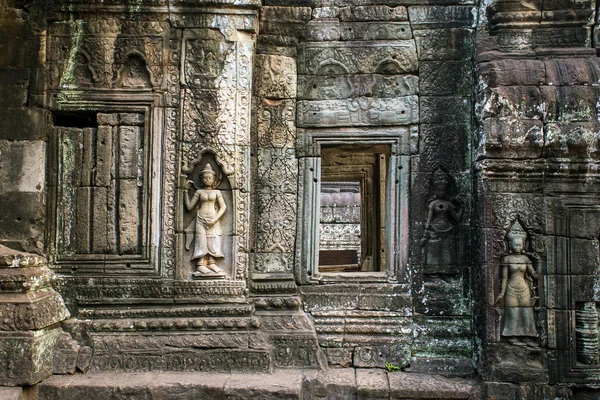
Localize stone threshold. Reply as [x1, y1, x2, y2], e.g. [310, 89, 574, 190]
[35, 368, 478, 399]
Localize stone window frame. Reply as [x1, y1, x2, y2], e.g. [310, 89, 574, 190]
[549, 200, 600, 384]
[47, 92, 164, 277]
[295, 127, 410, 284]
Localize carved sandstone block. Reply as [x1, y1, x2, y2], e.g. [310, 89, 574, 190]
[338, 6, 408, 22]
[544, 58, 600, 86]
[479, 60, 546, 88]
[544, 122, 600, 158]
[298, 96, 418, 127]
[569, 239, 600, 275]
[420, 96, 471, 125]
[0, 140, 45, 194]
[117, 126, 141, 180]
[408, 6, 475, 29]
[481, 86, 543, 120]
[339, 22, 412, 41]
[533, 27, 590, 48]
[298, 74, 418, 100]
[540, 86, 600, 122]
[298, 41, 418, 75]
[413, 28, 473, 61]
[253, 54, 297, 99]
[479, 118, 544, 159]
[420, 61, 470, 96]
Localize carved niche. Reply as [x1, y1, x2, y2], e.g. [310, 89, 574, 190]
[495, 218, 543, 347]
[420, 168, 464, 278]
[181, 154, 233, 280]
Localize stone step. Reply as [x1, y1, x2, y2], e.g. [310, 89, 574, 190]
[37, 369, 478, 399]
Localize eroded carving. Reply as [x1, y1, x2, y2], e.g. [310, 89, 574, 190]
[420, 169, 464, 277]
[495, 219, 542, 346]
[576, 302, 599, 365]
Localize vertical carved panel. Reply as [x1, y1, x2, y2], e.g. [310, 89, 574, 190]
[179, 28, 254, 281]
[252, 54, 298, 279]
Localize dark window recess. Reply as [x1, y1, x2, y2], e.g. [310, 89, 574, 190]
[53, 111, 98, 128]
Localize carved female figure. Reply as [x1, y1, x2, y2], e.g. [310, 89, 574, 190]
[420, 169, 464, 276]
[184, 163, 226, 279]
[495, 220, 540, 344]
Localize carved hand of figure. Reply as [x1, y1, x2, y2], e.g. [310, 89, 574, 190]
[450, 197, 463, 210]
[186, 180, 195, 188]
[495, 294, 504, 304]
[419, 230, 430, 247]
[205, 218, 217, 227]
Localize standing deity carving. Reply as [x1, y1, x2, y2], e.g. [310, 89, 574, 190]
[495, 219, 541, 346]
[420, 169, 464, 277]
[184, 163, 226, 279]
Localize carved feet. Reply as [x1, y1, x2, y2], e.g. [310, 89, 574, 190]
[192, 257, 226, 280]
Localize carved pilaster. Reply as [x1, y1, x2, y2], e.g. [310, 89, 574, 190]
[0, 245, 70, 386]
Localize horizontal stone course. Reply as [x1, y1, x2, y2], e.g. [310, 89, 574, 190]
[38, 369, 478, 399]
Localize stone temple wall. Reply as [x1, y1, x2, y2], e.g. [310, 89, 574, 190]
[0, 0, 599, 398]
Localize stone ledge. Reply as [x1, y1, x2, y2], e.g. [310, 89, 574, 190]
[38, 369, 479, 399]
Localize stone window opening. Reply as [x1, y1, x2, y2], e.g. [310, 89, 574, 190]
[318, 144, 389, 274]
[296, 131, 409, 284]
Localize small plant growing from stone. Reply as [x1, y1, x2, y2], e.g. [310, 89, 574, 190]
[385, 362, 401, 372]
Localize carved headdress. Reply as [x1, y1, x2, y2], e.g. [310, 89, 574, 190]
[507, 219, 527, 242]
[201, 163, 216, 176]
[432, 169, 450, 188]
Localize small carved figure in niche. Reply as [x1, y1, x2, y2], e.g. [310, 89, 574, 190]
[420, 169, 464, 278]
[72, 52, 96, 87]
[495, 219, 541, 346]
[184, 163, 226, 279]
[117, 54, 151, 89]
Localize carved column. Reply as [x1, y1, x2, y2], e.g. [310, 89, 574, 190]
[250, 6, 325, 369]
[0, 246, 70, 385]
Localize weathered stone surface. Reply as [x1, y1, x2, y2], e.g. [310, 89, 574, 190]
[544, 122, 600, 158]
[544, 58, 600, 86]
[298, 96, 419, 127]
[1, 0, 599, 393]
[0, 140, 45, 194]
[388, 372, 476, 399]
[0, 69, 29, 107]
[0, 387, 22, 400]
[420, 61, 471, 96]
[339, 6, 408, 21]
[298, 41, 418, 75]
[339, 22, 413, 41]
[481, 86, 543, 120]
[420, 97, 471, 125]
[540, 86, 600, 122]
[0, 192, 44, 244]
[479, 60, 546, 87]
[0, 108, 47, 140]
[408, 6, 475, 29]
[478, 118, 544, 159]
[414, 28, 473, 60]
[356, 369, 389, 399]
